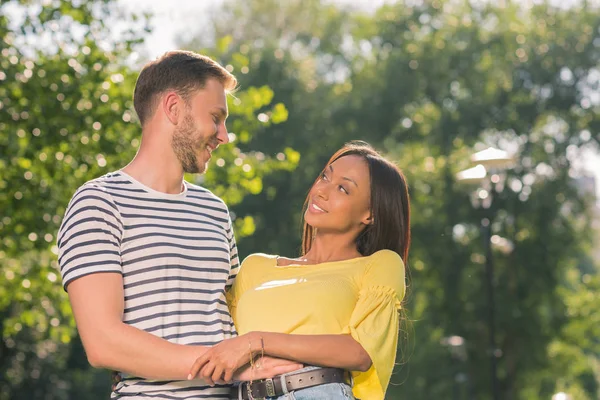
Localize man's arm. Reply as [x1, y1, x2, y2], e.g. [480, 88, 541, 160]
[69, 273, 303, 383]
[62, 189, 301, 382]
[59, 186, 205, 380]
[68, 272, 207, 380]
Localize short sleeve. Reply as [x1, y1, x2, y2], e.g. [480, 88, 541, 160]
[342, 250, 406, 400]
[57, 185, 124, 290]
[225, 215, 240, 287]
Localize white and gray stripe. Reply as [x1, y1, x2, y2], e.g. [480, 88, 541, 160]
[57, 171, 239, 399]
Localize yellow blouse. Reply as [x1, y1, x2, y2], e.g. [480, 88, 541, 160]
[227, 249, 406, 400]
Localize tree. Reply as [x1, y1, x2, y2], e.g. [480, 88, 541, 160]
[184, 0, 600, 398]
[0, 1, 296, 398]
[349, 2, 600, 397]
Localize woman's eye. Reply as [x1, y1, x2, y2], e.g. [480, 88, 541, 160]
[321, 172, 328, 181]
[339, 185, 348, 194]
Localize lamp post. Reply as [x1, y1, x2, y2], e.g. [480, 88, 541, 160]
[441, 335, 468, 400]
[456, 147, 516, 400]
[552, 393, 572, 400]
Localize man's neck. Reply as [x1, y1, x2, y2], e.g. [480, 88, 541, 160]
[122, 140, 185, 195]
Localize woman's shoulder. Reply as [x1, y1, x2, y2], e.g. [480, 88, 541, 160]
[241, 253, 278, 268]
[362, 250, 406, 297]
[367, 249, 404, 269]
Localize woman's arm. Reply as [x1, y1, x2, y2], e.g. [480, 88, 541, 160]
[252, 331, 372, 372]
[189, 332, 372, 383]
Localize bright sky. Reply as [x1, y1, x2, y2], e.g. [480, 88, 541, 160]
[119, 0, 386, 60]
[121, 0, 599, 200]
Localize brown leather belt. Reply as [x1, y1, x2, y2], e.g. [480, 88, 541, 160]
[229, 367, 351, 400]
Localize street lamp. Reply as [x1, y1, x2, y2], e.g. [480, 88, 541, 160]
[441, 335, 468, 400]
[552, 393, 572, 400]
[471, 147, 515, 169]
[456, 147, 516, 400]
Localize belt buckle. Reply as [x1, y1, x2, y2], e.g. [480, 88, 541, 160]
[264, 378, 276, 397]
[246, 380, 270, 400]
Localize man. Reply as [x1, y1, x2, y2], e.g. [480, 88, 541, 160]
[57, 51, 300, 399]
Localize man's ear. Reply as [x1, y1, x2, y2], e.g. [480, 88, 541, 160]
[162, 92, 181, 125]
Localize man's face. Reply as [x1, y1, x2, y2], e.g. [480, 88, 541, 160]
[172, 79, 229, 174]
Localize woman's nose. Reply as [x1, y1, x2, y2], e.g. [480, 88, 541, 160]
[315, 181, 329, 199]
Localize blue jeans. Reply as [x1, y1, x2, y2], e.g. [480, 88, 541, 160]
[275, 382, 354, 399]
[273, 367, 355, 400]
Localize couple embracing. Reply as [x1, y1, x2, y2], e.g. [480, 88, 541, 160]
[57, 50, 410, 400]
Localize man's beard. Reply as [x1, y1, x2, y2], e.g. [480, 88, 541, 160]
[172, 114, 214, 174]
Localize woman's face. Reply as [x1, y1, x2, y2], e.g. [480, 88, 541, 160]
[304, 155, 372, 234]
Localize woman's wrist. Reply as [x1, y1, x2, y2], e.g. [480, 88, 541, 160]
[245, 331, 264, 355]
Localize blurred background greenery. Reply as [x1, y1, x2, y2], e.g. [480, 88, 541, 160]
[1, 0, 599, 399]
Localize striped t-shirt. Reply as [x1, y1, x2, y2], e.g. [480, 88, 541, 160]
[57, 171, 239, 399]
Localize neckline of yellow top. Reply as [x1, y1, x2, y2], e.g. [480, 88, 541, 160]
[274, 254, 368, 268]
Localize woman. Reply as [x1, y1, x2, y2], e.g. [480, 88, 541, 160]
[189, 141, 411, 399]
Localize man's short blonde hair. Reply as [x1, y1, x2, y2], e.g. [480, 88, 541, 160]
[133, 50, 237, 126]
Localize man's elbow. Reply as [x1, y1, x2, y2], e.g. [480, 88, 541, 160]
[84, 338, 114, 369]
[79, 323, 121, 369]
[87, 353, 102, 368]
[87, 349, 109, 369]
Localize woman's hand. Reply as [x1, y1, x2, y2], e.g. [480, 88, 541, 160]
[188, 333, 303, 385]
[188, 332, 260, 385]
[234, 356, 303, 382]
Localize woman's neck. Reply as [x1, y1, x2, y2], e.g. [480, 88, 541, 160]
[302, 233, 362, 264]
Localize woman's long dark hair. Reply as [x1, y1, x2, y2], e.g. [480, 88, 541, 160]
[301, 141, 411, 264]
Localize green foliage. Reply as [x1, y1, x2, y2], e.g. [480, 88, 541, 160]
[0, 1, 143, 398]
[1, 0, 599, 399]
[183, 0, 600, 398]
[0, 1, 296, 398]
